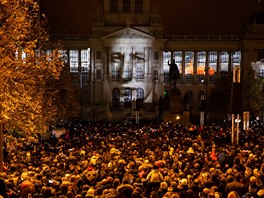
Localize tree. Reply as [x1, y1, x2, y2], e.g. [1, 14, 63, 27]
[46, 63, 81, 123]
[0, 0, 63, 132]
[243, 62, 264, 118]
[0, 0, 63, 171]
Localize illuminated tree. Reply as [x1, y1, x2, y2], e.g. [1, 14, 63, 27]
[0, 0, 63, 132]
[243, 62, 264, 118]
[46, 63, 81, 123]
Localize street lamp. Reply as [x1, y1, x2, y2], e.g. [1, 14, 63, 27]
[79, 66, 83, 120]
[204, 66, 210, 124]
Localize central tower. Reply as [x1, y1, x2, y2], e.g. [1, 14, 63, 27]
[89, 0, 165, 121]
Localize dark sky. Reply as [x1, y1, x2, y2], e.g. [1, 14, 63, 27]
[40, 0, 257, 35]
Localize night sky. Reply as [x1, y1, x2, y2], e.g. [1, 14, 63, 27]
[40, 0, 257, 35]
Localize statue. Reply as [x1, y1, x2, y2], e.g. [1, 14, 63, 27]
[168, 59, 180, 89]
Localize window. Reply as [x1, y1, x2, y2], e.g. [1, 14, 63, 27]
[112, 64, 120, 80]
[135, 0, 143, 13]
[232, 51, 241, 68]
[124, 88, 132, 108]
[154, 51, 159, 60]
[82, 73, 89, 82]
[208, 51, 217, 83]
[112, 88, 120, 111]
[185, 51, 194, 75]
[220, 51, 229, 72]
[111, 51, 122, 80]
[58, 50, 68, 63]
[22, 51, 27, 63]
[164, 70, 169, 83]
[81, 49, 90, 72]
[198, 91, 205, 102]
[110, 0, 118, 13]
[197, 51, 206, 84]
[135, 64, 144, 79]
[173, 51, 182, 80]
[123, 68, 132, 80]
[46, 50, 52, 61]
[96, 51, 102, 60]
[136, 88, 144, 99]
[96, 69, 102, 80]
[163, 51, 171, 83]
[153, 70, 159, 80]
[186, 90, 193, 103]
[69, 49, 79, 73]
[185, 51, 194, 84]
[123, 0, 130, 12]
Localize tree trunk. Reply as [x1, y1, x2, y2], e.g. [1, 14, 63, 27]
[0, 122, 3, 172]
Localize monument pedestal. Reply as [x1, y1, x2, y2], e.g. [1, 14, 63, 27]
[163, 111, 190, 125]
[163, 88, 190, 125]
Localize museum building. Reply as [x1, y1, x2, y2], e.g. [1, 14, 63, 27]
[50, 0, 264, 122]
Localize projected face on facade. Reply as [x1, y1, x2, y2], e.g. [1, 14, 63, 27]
[109, 46, 156, 108]
[110, 47, 145, 80]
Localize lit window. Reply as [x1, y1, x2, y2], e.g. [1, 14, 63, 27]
[208, 51, 217, 83]
[197, 51, 206, 83]
[163, 51, 171, 83]
[58, 50, 68, 63]
[232, 51, 241, 68]
[185, 51, 194, 74]
[173, 51, 182, 74]
[69, 49, 79, 73]
[136, 88, 144, 99]
[124, 88, 132, 108]
[185, 51, 194, 84]
[81, 49, 90, 72]
[220, 51, 229, 72]
[135, 64, 144, 79]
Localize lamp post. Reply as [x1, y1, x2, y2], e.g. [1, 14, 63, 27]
[93, 52, 96, 123]
[79, 66, 83, 120]
[204, 66, 210, 125]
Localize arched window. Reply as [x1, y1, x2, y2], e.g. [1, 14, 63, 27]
[136, 88, 144, 99]
[198, 91, 205, 102]
[112, 88, 120, 111]
[124, 88, 132, 108]
[186, 90, 193, 103]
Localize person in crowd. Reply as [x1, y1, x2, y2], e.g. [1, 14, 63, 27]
[0, 120, 263, 198]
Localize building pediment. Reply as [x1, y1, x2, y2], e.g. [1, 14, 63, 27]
[102, 27, 155, 40]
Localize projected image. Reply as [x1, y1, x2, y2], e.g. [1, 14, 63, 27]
[111, 47, 145, 80]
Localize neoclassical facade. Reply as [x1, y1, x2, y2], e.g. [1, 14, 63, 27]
[53, 0, 264, 122]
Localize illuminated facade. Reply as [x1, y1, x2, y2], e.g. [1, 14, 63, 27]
[53, 0, 264, 121]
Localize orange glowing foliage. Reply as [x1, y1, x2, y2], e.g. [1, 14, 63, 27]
[0, 0, 63, 133]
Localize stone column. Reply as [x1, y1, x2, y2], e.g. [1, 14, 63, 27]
[182, 50, 186, 85]
[193, 51, 197, 85]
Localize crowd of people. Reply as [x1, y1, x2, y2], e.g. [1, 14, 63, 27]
[0, 120, 263, 198]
